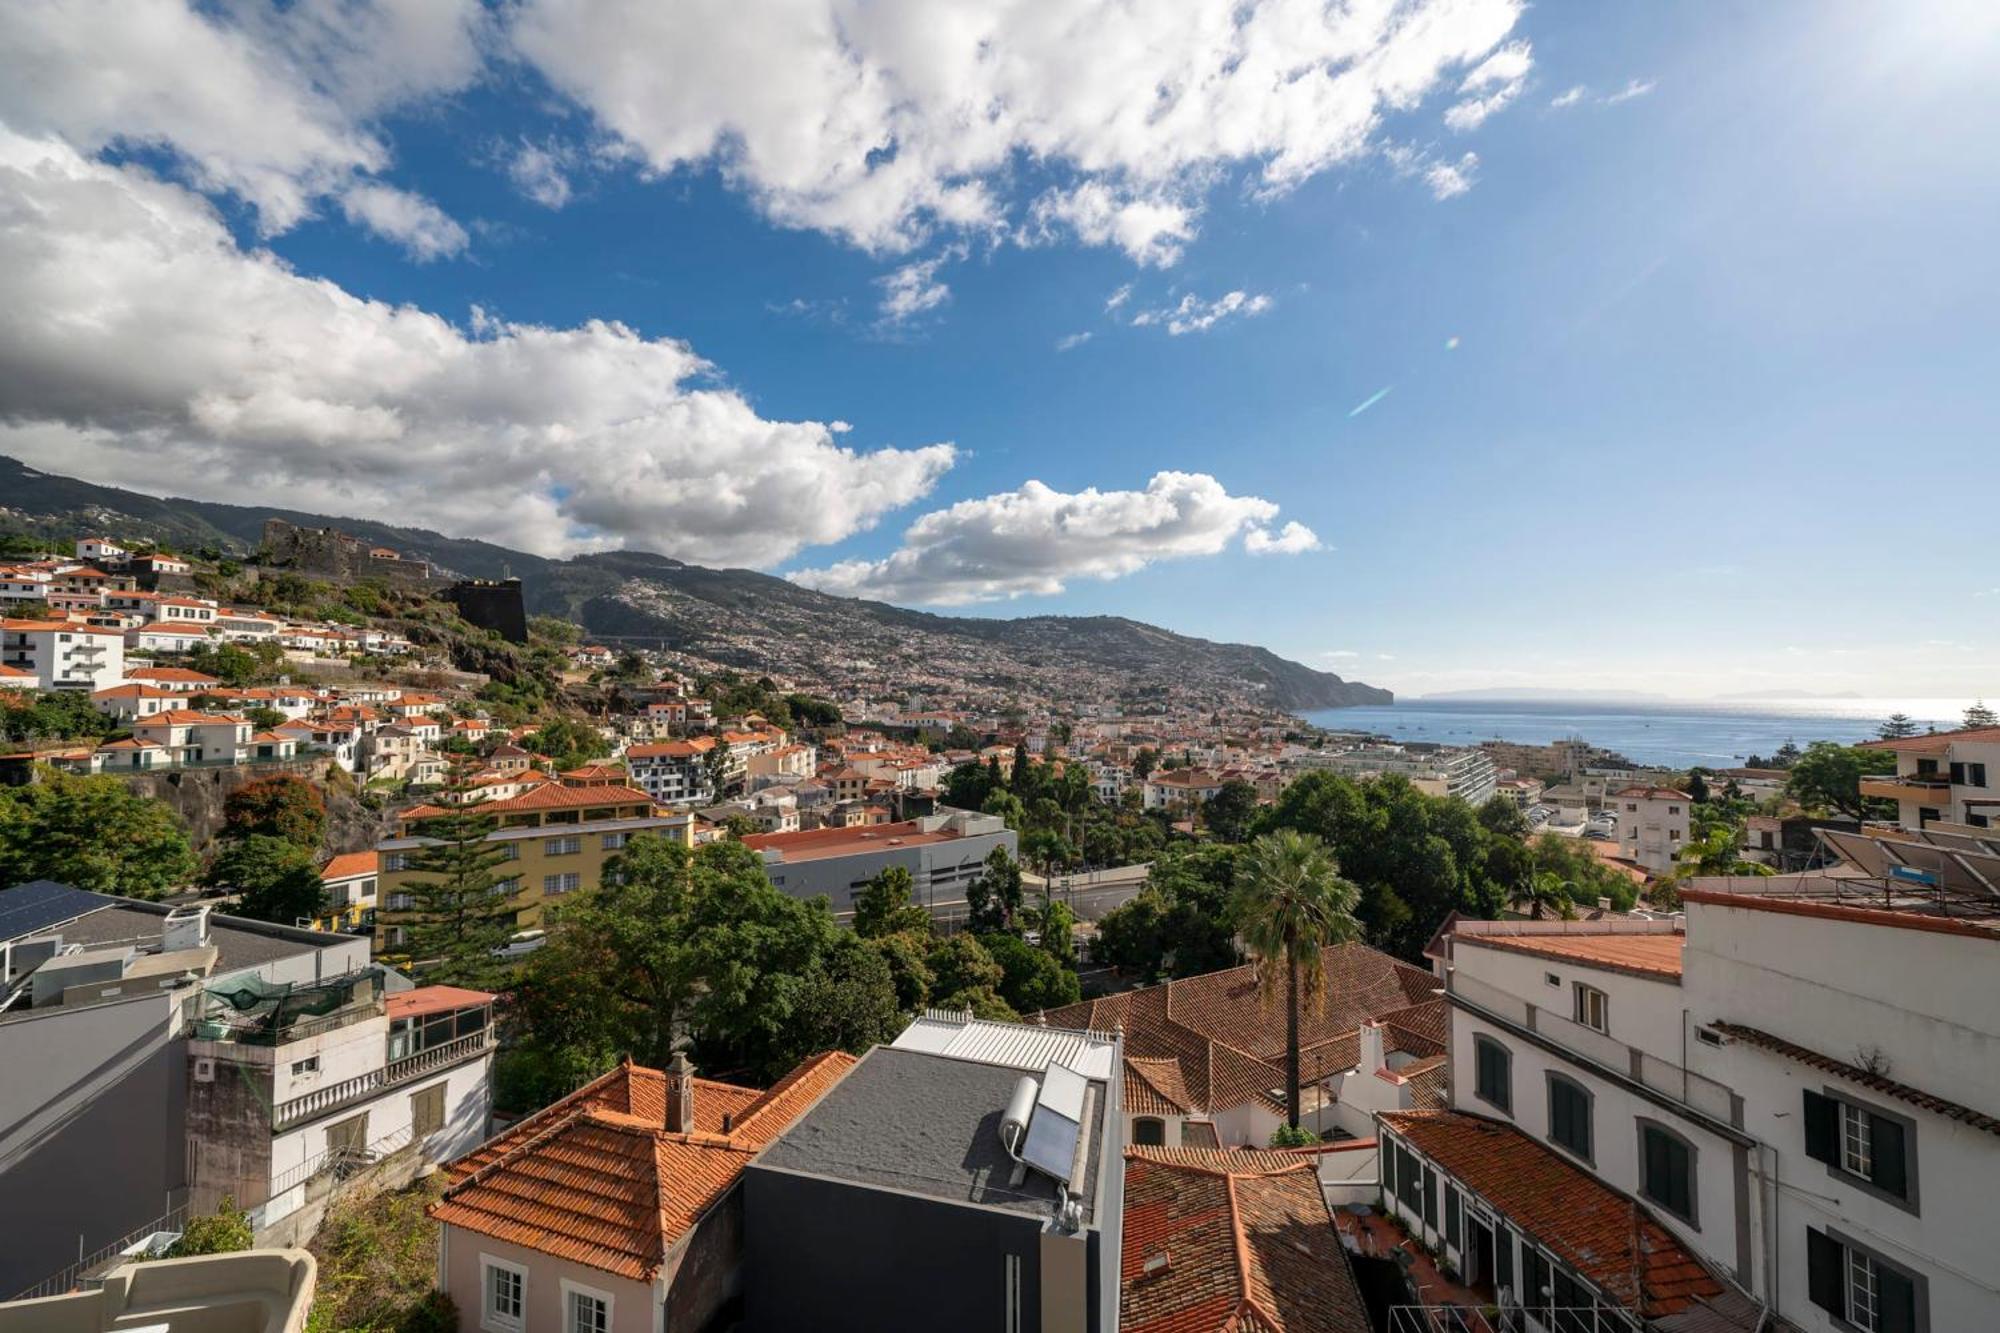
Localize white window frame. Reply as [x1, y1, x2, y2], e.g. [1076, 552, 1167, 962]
[1841, 1101, 1874, 1178]
[559, 1277, 615, 1333]
[1846, 1247, 1879, 1332]
[480, 1254, 528, 1333]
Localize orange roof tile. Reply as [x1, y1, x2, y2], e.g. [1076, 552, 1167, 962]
[320, 851, 378, 881]
[1380, 1111, 1722, 1318]
[1859, 724, 2000, 755]
[126, 667, 221, 683]
[1467, 931, 1685, 980]
[404, 781, 660, 819]
[385, 985, 496, 1020]
[1121, 1146, 1369, 1333]
[433, 1053, 855, 1279]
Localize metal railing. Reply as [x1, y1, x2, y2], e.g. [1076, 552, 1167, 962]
[10, 1198, 191, 1302]
[270, 1029, 490, 1130]
[257, 1121, 419, 1217]
[1388, 1306, 1638, 1333]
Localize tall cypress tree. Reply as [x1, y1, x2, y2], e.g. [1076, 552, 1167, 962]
[403, 804, 516, 988]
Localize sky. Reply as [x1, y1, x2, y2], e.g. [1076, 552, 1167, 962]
[1, 0, 1996, 700]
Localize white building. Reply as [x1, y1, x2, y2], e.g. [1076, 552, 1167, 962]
[0, 618, 127, 690]
[1141, 768, 1224, 812]
[626, 737, 717, 806]
[74, 536, 127, 563]
[1612, 785, 1690, 874]
[1859, 725, 2000, 830]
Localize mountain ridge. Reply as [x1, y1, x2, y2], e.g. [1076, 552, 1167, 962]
[0, 456, 1390, 711]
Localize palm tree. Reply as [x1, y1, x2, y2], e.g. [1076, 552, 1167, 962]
[1233, 830, 1361, 1130]
[1679, 823, 1775, 878]
[1520, 871, 1578, 921]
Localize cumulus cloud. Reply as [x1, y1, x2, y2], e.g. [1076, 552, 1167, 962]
[1132, 290, 1274, 336]
[787, 471, 1316, 605]
[1245, 520, 1321, 555]
[0, 0, 484, 257]
[1550, 84, 1588, 108]
[876, 249, 961, 324]
[338, 183, 470, 260]
[1605, 78, 1658, 104]
[1424, 152, 1480, 199]
[1551, 79, 1656, 110]
[508, 0, 1529, 263]
[1054, 332, 1093, 352]
[1105, 284, 1134, 313]
[507, 140, 576, 209]
[0, 131, 954, 563]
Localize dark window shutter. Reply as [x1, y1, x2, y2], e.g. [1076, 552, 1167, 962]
[1445, 1186, 1462, 1249]
[1421, 1165, 1437, 1226]
[1806, 1228, 1844, 1316]
[1523, 1249, 1549, 1314]
[1876, 1264, 1917, 1333]
[1381, 1141, 1397, 1196]
[1869, 1115, 1909, 1199]
[1803, 1090, 1837, 1164]
[1495, 1227, 1514, 1294]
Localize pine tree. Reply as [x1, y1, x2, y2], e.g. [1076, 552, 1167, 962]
[402, 807, 516, 987]
[1966, 700, 1997, 729]
[1878, 714, 1921, 740]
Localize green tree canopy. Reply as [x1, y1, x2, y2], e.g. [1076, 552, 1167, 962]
[1203, 779, 1260, 843]
[979, 931, 1081, 1014]
[208, 835, 325, 925]
[866, 930, 936, 1013]
[0, 768, 197, 899]
[964, 845, 1025, 934]
[1786, 742, 1896, 820]
[1094, 844, 1243, 982]
[1966, 700, 1997, 728]
[399, 809, 516, 988]
[1877, 714, 1922, 740]
[852, 865, 931, 940]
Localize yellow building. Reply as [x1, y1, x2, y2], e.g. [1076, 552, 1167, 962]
[373, 781, 693, 951]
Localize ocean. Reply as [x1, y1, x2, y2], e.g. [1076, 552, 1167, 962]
[1295, 697, 1977, 770]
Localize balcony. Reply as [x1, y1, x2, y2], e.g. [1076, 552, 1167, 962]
[1860, 774, 1952, 805]
[270, 1028, 491, 1130]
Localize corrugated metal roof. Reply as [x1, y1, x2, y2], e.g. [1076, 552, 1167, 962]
[892, 1011, 1118, 1080]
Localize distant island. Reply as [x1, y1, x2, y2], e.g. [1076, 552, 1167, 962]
[1417, 688, 1673, 703]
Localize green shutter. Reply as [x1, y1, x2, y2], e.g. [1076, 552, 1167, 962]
[1803, 1089, 1837, 1163]
[1876, 1264, 1917, 1333]
[1806, 1228, 1844, 1316]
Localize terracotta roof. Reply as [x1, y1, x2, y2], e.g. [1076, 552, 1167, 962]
[1860, 725, 2000, 755]
[137, 709, 247, 726]
[1121, 1146, 1370, 1333]
[741, 819, 963, 861]
[434, 1053, 856, 1279]
[1611, 786, 1689, 802]
[1711, 1023, 2000, 1136]
[1680, 887, 2000, 941]
[1125, 1057, 1197, 1117]
[127, 667, 222, 684]
[320, 851, 378, 882]
[404, 781, 659, 818]
[1379, 1111, 1722, 1318]
[626, 738, 714, 759]
[1041, 943, 1437, 1118]
[385, 985, 495, 1020]
[1466, 931, 1685, 980]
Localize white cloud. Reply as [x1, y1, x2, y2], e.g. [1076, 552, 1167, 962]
[1132, 290, 1274, 336]
[338, 183, 469, 260]
[1550, 84, 1587, 109]
[1105, 284, 1134, 313]
[1320, 650, 1359, 660]
[1605, 78, 1657, 104]
[1445, 40, 1531, 130]
[1054, 332, 1093, 351]
[0, 0, 485, 256]
[507, 140, 575, 209]
[508, 0, 1529, 263]
[1424, 152, 1480, 199]
[1244, 520, 1321, 555]
[1551, 79, 1655, 110]
[788, 471, 1313, 605]
[876, 247, 963, 324]
[0, 131, 955, 563]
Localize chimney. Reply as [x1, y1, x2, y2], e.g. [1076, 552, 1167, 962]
[1358, 1020, 1385, 1075]
[667, 1050, 695, 1134]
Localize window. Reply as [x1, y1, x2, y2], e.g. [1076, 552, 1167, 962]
[1667, 805, 1680, 816]
[1394, 1145, 1421, 1210]
[1638, 1121, 1697, 1223]
[290, 1057, 320, 1076]
[544, 835, 581, 855]
[498, 843, 521, 861]
[1133, 1117, 1166, 1146]
[384, 852, 411, 872]
[481, 1257, 526, 1333]
[1547, 1074, 1593, 1162]
[1803, 1089, 1915, 1208]
[1807, 1228, 1924, 1332]
[1544, 971, 1561, 987]
[1572, 982, 1608, 1033]
[1473, 1036, 1512, 1114]
[410, 1083, 445, 1138]
[1444, 1185, 1462, 1249]
[543, 872, 581, 895]
[601, 832, 627, 851]
[387, 892, 414, 911]
[561, 1280, 612, 1333]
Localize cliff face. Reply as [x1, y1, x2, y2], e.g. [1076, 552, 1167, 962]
[122, 762, 394, 858]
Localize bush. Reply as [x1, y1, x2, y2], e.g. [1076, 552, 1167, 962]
[167, 1197, 253, 1256]
[397, 1290, 458, 1333]
[1269, 1124, 1318, 1149]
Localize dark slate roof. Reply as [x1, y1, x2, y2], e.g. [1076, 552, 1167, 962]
[753, 1045, 1107, 1224]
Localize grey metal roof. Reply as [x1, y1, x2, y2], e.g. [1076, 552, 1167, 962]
[892, 1010, 1118, 1079]
[755, 1045, 1106, 1225]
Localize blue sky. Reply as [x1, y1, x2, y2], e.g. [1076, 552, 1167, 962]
[2, 1, 1995, 698]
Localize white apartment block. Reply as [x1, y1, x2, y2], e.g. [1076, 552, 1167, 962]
[1860, 725, 2000, 830]
[0, 618, 126, 689]
[626, 738, 717, 806]
[1613, 785, 1691, 873]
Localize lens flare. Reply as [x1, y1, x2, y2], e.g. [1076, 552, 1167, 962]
[1444, 336, 1461, 350]
[1347, 385, 1392, 418]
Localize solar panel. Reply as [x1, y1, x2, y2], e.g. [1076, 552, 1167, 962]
[0, 880, 104, 943]
[1020, 1060, 1091, 1183]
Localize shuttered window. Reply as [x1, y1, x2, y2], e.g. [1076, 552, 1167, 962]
[1803, 1089, 1915, 1207]
[1639, 1122, 1696, 1223]
[1473, 1036, 1512, 1113]
[1808, 1227, 1923, 1332]
[1547, 1074, 1593, 1161]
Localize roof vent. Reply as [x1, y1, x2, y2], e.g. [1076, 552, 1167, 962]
[162, 905, 210, 953]
[1142, 1251, 1170, 1278]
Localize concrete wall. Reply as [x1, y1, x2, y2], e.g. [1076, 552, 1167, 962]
[741, 1165, 1057, 1332]
[0, 994, 186, 1297]
[761, 828, 1016, 912]
[440, 1224, 652, 1333]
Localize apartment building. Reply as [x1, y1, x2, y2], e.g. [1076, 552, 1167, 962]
[373, 782, 695, 950]
[624, 737, 717, 806]
[185, 975, 495, 1236]
[1308, 742, 1501, 808]
[740, 811, 1015, 916]
[0, 618, 126, 690]
[1859, 724, 2000, 829]
[1612, 786, 1691, 873]
[1140, 768, 1223, 812]
[1403, 824, 2000, 1331]
[0, 886, 370, 1298]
